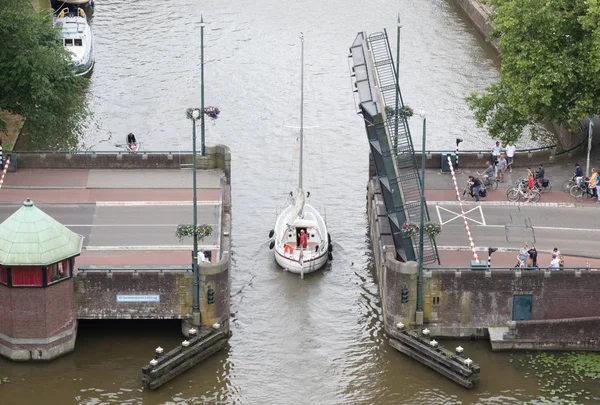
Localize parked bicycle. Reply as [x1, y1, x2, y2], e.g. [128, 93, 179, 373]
[507, 181, 541, 202]
[476, 171, 498, 191]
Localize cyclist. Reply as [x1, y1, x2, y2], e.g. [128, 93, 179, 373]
[535, 164, 545, 187]
[468, 175, 482, 202]
[482, 161, 494, 185]
[575, 163, 584, 185]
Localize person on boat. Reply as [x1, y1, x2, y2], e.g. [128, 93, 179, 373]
[299, 229, 308, 249]
[127, 132, 137, 151]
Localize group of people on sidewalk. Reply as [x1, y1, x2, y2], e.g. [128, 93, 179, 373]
[516, 243, 564, 270]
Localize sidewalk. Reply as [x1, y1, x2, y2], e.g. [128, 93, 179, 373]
[0, 168, 223, 203]
[435, 250, 600, 269]
[424, 157, 600, 206]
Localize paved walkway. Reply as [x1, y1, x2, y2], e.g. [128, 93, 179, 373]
[422, 154, 600, 265]
[435, 250, 600, 269]
[0, 168, 225, 268]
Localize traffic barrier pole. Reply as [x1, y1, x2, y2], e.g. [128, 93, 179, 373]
[447, 156, 479, 262]
[0, 157, 10, 189]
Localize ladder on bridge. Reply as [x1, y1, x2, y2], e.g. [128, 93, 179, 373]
[367, 32, 438, 264]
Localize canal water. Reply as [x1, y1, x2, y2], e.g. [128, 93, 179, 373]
[1, 0, 597, 404]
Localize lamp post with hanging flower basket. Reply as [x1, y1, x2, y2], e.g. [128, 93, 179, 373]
[400, 221, 420, 238]
[424, 221, 442, 240]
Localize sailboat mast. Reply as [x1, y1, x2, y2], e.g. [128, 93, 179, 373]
[299, 33, 304, 190]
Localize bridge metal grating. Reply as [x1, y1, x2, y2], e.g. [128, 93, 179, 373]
[367, 31, 438, 264]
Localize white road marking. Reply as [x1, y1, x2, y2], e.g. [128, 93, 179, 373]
[96, 201, 220, 206]
[440, 223, 600, 232]
[436, 205, 486, 226]
[428, 200, 576, 208]
[83, 245, 219, 251]
[65, 224, 217, 227]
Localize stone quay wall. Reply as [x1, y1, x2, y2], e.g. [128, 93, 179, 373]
[74, 270, 194, 320]
[367, 178, 600, 349]
[500, 316, 600, 351]
[11, 144, 232, 183]
[452, 0, 497, 52]
[423, 270, 600, 338]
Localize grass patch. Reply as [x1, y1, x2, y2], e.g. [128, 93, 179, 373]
[0, 111, 25, 151]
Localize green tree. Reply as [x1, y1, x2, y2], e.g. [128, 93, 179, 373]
[0, 0, 88, 149]
[466, 0, 600, 144]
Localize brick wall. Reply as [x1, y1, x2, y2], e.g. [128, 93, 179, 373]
[513, 316, 600, 350]
[74, 271, 194, 319]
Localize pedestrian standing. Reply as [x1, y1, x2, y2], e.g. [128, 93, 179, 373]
[527, 246, 538, 268]
[490, 141, 502, 166]
[517, 242, 528, 267]
[552, 247, 561, 258]
[590, 168, 599, 199]
[526, 170, 535, 202]
[496, 154, 507, 182]
[549, 255, 561, 270]
[505, 142, 516, 172]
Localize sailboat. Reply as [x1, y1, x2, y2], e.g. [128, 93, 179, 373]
[269, 34, 332, 277]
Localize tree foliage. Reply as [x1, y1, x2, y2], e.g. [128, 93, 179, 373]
[0, 0, 88, 149]
[466, 0, 600, 144]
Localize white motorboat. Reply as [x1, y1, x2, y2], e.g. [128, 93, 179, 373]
[269, 35, 332, 277]
[54, 8, 94, 76]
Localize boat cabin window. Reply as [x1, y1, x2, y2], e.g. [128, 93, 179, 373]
[64, 38, 74, 46]
[74, 38, 83, 46]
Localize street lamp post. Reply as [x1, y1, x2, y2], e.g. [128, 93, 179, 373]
[586, 116, 594, 177]
[416, 109, 426, 325]
[191, 109, 200, 317]
[200, 16, 206, 157]
[394, 14, 401, 152]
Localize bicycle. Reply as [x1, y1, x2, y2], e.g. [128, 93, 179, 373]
[534, 171, 552, 193]
[507, 182, 541, 202]
[561, 174, 578, 193]
[569, 181, 597, 201]
[476, 171, 498, 191]
[509, 179, 541, 197]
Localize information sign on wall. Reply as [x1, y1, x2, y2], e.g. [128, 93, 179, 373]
[116, 294, 160, 303]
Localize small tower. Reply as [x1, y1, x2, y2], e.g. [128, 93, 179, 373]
[0, 198, 83, 361]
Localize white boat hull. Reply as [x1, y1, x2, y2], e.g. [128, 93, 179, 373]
[273, 202, 329, 275]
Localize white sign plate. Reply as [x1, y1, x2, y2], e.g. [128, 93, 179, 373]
[116, 294, 160, 303]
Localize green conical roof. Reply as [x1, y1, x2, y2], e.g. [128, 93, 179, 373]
[0, 199, 83, 266]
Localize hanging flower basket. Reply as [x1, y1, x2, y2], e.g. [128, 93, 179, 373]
[401, 221, 419, 238]
[176, 224, 213, 242]
[186, 107, 221, 120]
[400, 105, 414, 118]
[204, 106, 220, 119]
[425, 221, 442, 239]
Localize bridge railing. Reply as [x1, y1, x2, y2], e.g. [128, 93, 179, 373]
[77, 267, 192, 272]
[424, 266, 597, 272]
[422, 145, 556, 154]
